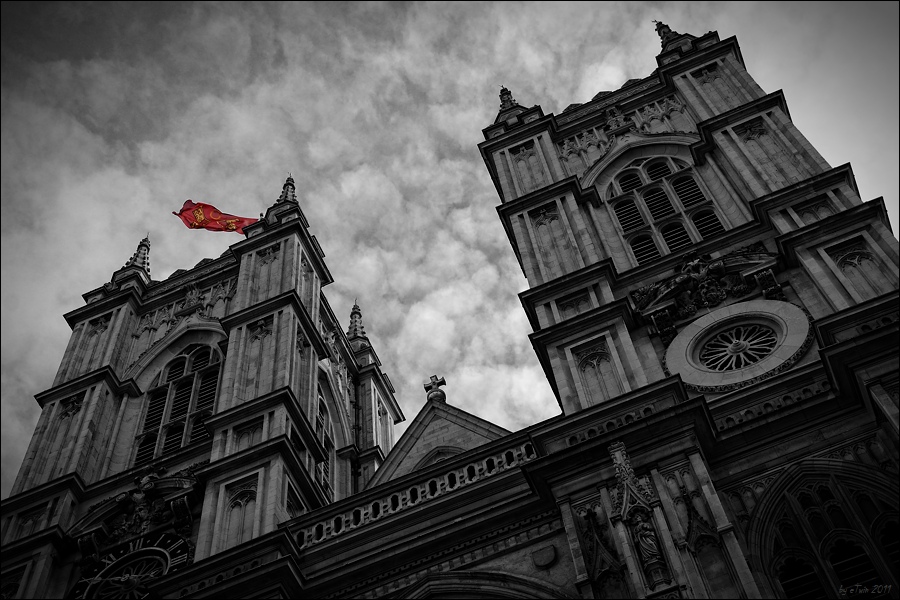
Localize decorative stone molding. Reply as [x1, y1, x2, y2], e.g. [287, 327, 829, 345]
[715, 379, 831, 432]
[735, 118, 767, 141]
[296, 440, 537, 549]
[58, 393, 85, 419]
[323, 511, 561, 599]
[556, 80, 659, 126]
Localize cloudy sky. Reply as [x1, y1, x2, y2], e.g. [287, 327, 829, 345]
[1, 2, 897, 498]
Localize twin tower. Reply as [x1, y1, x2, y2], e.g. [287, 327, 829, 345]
[2, 21, 898, 600]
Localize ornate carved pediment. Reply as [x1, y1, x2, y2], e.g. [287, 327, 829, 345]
[69, 461, 207, 558]
[632, 244, 779, 343]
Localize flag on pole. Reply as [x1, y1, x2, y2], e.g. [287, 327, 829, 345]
[172, 200, 258, 234]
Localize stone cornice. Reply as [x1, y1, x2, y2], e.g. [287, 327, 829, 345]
[66, 287, 142, 328]
[775, 198, 890, 267]
[220, 289, 329, 357]
[749, 163, 859, 225]
[691, 90, 791, 165]
[197, 435, 327, 509]
[657, 34, 744, 84]
[34, 365, 141, 407]
[0, 473, 85, 514]
[204, 387, 327, 464]
[229, 210, 334, 287]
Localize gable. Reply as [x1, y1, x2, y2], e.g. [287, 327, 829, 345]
[367, 400, 511, 488]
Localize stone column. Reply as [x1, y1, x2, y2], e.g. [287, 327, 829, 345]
[688, 451, 761, 598]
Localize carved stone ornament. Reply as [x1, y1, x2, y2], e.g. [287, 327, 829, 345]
[632, 244, 775, 343]
[609, 441, 654, 519]
[257, 244, 280, 266]
[89, 315, 111, 337]
[737, 119, 767, 142]
[250, 319, 273, 341]
[574, 501, 623, 583]
[59, 394, 85, 419]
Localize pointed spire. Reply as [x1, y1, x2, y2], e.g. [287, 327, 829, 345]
[347, 301, 368, 340]
[277, 173, 297, 204]
[122, 235, 151, 277]
[498, 86, 518, 111]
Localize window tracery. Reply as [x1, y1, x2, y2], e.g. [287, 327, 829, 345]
[134, 345, 221, 467]
[605, 156, 725, 267]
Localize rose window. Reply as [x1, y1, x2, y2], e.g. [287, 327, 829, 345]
[699, 324, 778, 371]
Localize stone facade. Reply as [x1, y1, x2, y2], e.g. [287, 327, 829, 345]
[2, 22, 899, 600]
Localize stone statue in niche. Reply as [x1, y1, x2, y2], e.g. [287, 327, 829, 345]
[632, 512, 662, 563]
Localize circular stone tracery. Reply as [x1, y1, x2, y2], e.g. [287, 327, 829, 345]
[663, 300, 813, 393]
[699, 324, 778, 371]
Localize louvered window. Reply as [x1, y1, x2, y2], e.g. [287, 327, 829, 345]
[693, 210, 726, 239]
[614, 199, 645, 231]
[630, 236, 660, 265]
[673, 176, 705, 207]
[643, 188, 674, 221]
[134, 345, 220, 466]
[661, 222, 692, 252]
[646, 161, 671, 181]
[316, 397, 336, 502]
[617, 172, 642, 193]
[165, 359, 185, 382]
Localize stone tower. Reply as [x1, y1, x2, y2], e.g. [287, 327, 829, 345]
[0, 176, 403, 598]
[2, 21, 898, 600]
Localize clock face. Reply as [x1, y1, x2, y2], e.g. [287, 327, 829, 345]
[69, 531, 191, 599]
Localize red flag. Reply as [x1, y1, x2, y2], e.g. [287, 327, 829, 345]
[173, 200, 258, 234]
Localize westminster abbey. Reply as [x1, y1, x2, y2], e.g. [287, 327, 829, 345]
[2, 21, 898, 600]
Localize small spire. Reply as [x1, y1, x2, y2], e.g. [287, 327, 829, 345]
[652, 20, 680, 47]
[498, 86, 518, 111]
[122, 235, 151, 276]
[347, 301, 368, 340]
[424, 375, 446, 403]
[277, 173, 297, 203]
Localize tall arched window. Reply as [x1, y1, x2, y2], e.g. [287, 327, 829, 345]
[134, 345, 221, 467]
[660, 221, 693, 252]
[692, 209, 726, 239]
[630, 235, 661, 266]
[315, 398, 336, 501]
[604, 156, 724, 267]
[750, 467, 899, 599]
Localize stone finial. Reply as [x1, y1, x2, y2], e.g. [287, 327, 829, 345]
[123, 235, 151, 276]
[652, 20, 680, 47]
[498, 86, 519, 111]
[424, 375, 447, 403]
[347, 301, 368, 340]
[277, 173, 297, 203]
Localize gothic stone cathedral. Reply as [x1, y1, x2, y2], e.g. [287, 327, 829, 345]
[2, 22, 898, 600]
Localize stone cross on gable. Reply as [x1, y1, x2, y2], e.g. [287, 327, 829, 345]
[424, 375, 447, 403]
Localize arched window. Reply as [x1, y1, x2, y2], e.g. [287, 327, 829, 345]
[134, 345, 221, 467]
[630, 235, 660, 265]
[645, 161, 672, 181]
[692, 209, 726, 239]
[617, 171, 643, 193]
[776, 556, 827, 600]
[672, 175, 706, 207]
[752, 469, 899, 599]
[661, 221, 693, 252]
[613, 199, 645, 231]
[316, 398, 336, 501]
[604, 156, 720, 267]
[643, 188, 674, 221]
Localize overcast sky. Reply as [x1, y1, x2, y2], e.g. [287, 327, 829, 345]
[2, 2, 897, 499]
